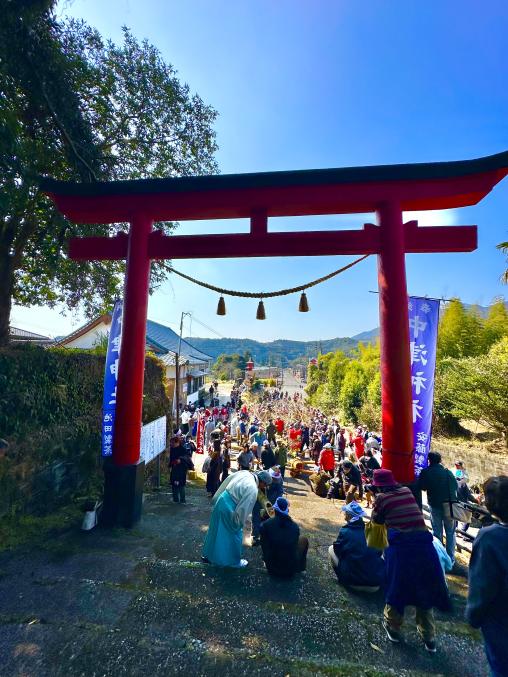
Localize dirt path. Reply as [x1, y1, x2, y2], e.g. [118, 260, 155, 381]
[0, 471, 488, 677]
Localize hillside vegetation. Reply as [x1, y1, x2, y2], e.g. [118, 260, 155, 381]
[305, 299, 508, 446]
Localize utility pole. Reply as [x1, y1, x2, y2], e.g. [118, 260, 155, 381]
[175, 311, 191, 430]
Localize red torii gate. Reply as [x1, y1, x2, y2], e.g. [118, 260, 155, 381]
[42, 150, 508, 527]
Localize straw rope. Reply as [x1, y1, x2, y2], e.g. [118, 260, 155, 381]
[169, 254, 370, 298]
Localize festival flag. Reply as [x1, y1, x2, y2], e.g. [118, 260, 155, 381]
[408, 296, 440, 475]
[196, 413, 205, 454]
[101, 300, 123, 457]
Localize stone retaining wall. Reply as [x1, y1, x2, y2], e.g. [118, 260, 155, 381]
[432, 439, 508, 486]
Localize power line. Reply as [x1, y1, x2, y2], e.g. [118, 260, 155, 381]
[185, 314, 226, 339]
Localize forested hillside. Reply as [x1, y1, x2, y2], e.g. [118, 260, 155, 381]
[185, 335, 362, 366]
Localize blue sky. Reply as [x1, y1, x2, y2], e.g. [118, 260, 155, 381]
[12, 0, 508, 341]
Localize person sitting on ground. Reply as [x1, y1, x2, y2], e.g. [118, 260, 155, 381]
[261, 439, 276, 469]
[328, 501, 385, 592]
[259, 497, 308, 578]
[370, 469, 450, 653]
[466, 475, 508, 676]
[342, 460, 363, 504]
[318, 442, 336, 477]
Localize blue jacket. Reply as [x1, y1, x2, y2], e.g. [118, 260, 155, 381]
[466, 523, 508, 628]
[332, 520, 385, 587]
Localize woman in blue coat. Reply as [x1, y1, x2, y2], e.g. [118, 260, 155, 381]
[328, 502, 385, 591]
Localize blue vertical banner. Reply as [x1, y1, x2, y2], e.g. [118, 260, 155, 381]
[408, 296, 440, 476]
[102, 300, 123, 457]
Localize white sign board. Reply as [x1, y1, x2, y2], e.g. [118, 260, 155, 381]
[140, 416, 167, 464]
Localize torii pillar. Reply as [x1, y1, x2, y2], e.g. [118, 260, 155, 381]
[42, 150, 508, 526]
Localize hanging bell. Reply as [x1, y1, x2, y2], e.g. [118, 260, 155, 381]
[299, 291, 309, 312]
[216, 296, 226, 316]
[256, 300, 266, 320]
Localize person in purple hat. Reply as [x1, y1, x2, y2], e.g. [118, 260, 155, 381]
[369, 468, 450, 654]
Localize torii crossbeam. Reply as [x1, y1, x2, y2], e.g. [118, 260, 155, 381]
[42, 150, 508, 527]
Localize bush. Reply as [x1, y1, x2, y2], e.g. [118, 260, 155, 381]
[0, 344, 170, 516]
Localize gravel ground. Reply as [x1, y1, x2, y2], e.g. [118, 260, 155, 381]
[0, 471, 489, 677]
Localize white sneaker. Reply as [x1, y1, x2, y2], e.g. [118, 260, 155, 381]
[239, 559, 248, 567]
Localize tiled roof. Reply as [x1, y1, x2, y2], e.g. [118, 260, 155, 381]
[146, 320, 212, 362]
[10, 326, 52, 342]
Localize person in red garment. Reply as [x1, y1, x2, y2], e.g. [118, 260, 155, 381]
[350, 428, 365, 460]
[288, 425, 301, 454]
[274, 416, 285, 436]
[318, 443, 336, 477]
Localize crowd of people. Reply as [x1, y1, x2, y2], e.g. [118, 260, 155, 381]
[170, 385, 508, 673]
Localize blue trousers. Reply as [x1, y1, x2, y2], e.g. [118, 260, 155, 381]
[430, 505, 456, 564]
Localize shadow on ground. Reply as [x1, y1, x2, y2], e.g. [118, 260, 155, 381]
[0, 474, 488, 677]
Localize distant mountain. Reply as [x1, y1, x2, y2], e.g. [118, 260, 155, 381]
[186, 301, 505, 367]
[351, 327, 379, 343]
[185, 335, 364, 367]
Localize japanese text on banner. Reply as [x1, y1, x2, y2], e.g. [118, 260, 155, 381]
[101, 300, 123, 457]
[408, 297, 440, 476]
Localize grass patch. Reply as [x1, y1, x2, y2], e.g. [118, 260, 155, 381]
[0, 502, 82, 553]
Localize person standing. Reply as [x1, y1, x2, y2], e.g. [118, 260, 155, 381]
[350, 429, 365, 460]
[180, 407, 191, 436]
[337, 428, 347, 460]
[261, 440, 276, 470]
[266, 419, 277, 446]
[318, 443, 336, 477]
[206, 445, 223, 497]
[221, 442, 231, 483]
[169, 436, 194, 504]
[204, 417, 215, 451]
[274, 416, 285, 436]
[466, 476, 508, 676]
[237, 443, 255, 471]
[371, 469, 449, 653]
[417, 452, 458, 565]
[274, 440, 288, 479]
[202, 470, 272, 567]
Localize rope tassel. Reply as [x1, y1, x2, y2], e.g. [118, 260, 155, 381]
[256, 300, 266, 320]
[299, 292, 309, 312]
[216, 296, 226, 315]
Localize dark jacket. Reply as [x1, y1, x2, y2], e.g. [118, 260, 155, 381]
[206, 455, 223, 494]
[332, 519, 385, 587]
[261, 447, 276, 470]
[169, 444, 194, 485]
[266, 423, 277, 438]
[260, 512, 300, 577]
[466, 523, 508, 628]
[343, 464, 362, 487]
[417, 463, 457, 507]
